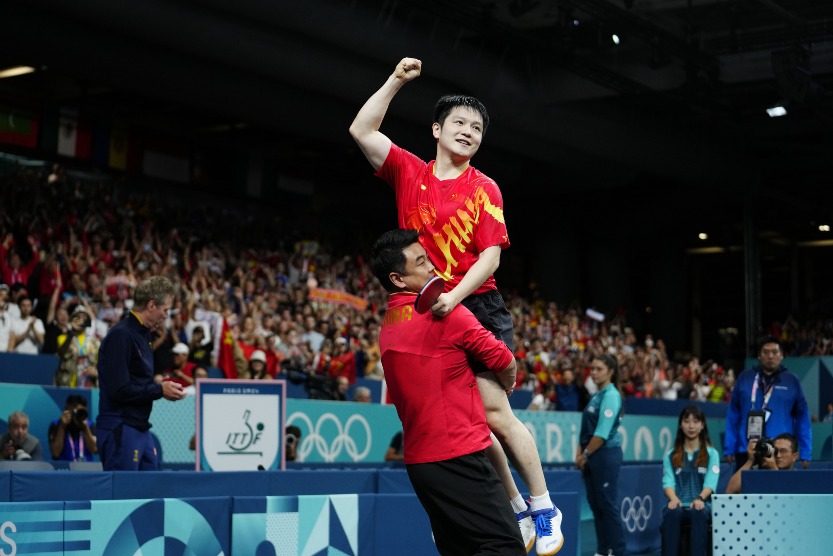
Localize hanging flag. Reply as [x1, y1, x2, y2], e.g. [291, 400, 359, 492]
[57, 107, 92, 159]
[109, 122, 129, 170]
[216, 317, 238, 379]
[0, 102, 39, 149]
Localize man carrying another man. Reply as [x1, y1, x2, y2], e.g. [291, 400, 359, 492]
[370, 229, 561, 555]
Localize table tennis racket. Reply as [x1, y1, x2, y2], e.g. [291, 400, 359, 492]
[415, 276, 444, 314]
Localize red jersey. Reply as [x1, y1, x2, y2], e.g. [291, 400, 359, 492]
[379, 292, 514, 464]
[376, 144, 510, 295]
[163, 361, 196, 388]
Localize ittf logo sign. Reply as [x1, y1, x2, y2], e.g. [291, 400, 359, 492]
[221, 409, 264, 456]
[202, 392, 280, 471]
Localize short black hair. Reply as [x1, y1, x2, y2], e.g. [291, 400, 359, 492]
[758, 336, 782, 353]
[370, 229, 420, 293]
[64, 394, 88, 409]
[774, 432, 797, 453]
[433, 95, 490, 133]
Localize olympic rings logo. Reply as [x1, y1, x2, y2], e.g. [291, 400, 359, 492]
[620, 495, 652, 532]
[287, 412, 372, 462]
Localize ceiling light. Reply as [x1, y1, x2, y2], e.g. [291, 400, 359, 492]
[612, 34, 621, 45]
[0, 65, 36, 79]
[820, 224, 830, 232]
[766, 105, 787, 117]
[698, 233, 708, 240]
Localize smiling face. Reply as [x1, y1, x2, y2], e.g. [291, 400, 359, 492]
[391, 242, 436, 294]
[433, 106, 484, 164]
[680, 414, 704, 441]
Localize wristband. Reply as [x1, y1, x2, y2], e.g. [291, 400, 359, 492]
[582, 449, 591, 458]
[695, 495, 705, 502]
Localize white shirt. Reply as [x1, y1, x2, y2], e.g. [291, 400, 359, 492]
[0, 311, 12, 353]
[10, 315, 45, 354]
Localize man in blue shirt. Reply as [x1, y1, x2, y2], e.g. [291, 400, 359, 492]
[97, 276, 186, 470]
[724, 337, 812, 470]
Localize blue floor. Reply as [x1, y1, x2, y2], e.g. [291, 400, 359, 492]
[579, 520, 660, 556]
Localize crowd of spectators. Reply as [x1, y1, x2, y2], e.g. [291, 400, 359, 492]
[1, 161, 830, 410]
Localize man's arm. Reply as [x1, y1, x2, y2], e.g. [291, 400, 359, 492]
[31, 319, 45, 346]
[431, 245, 501, 317]
[49, 418, 68, 459]
[495, 358, 517, 394]
[793, 381, 813, 465]
[99, 332, 164, 403]
[725, 459, 753, 494]
[349, 57, 421, 171]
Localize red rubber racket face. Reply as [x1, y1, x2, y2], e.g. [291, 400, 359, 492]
[414, 276, 444, 314]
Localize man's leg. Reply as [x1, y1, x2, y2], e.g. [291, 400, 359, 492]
[138, 431, 159, 471]
[99, 424, 147, 471]
[478, 373, 564, 555]
[483, 435, 536, 553]
[406, 453, 525, 556]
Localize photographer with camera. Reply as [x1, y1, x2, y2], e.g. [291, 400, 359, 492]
[724, 337, 812, 470]
[1, 410, 43, 461]
[285, 425, 301, 462]
[725, 433, 799, 494]
[48, 395, 97, 462]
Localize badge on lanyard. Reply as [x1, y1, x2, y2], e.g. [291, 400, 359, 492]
[747, 409, 766, 440]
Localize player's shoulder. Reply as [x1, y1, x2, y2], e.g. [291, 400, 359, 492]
[469, 166, 499, 187]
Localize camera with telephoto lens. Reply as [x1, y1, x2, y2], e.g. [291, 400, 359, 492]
[72, 407, 88, 422]
[753, 437, 775, 466]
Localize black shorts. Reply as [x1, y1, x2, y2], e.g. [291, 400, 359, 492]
[461, 290, 515, 375]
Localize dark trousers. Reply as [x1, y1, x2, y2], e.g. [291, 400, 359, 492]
[583, 446, 626, 556]
[99, 423, 158, 471]
[406, 451, 525, 556]
[661, 506, 711, 556]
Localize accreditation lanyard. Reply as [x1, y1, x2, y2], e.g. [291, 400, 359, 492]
[750, 372, 775, 411]
[74, 334, 87, 356]
[68, 434, 85, 462]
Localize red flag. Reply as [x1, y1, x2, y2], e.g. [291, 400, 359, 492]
[217, 318, 238, 379]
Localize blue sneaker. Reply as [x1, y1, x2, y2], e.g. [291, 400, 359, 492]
[516, 502, 536, 553]
[531, 505, 564, 556]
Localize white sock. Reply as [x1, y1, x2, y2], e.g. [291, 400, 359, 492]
[529, 492, 554, 512]
[510, 495, 527, 514]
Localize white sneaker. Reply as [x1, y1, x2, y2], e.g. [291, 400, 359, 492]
[516, 502, 536, 553]
[530, 505, 564, 556]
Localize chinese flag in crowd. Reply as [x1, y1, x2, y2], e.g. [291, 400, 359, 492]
[216, 318, 238, 379]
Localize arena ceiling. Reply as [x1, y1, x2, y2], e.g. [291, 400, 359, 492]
[2, 0, 833, 246]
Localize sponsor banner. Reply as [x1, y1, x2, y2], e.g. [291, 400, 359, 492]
[196, 379, 286, 471]
[307, 288, 368, 311]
